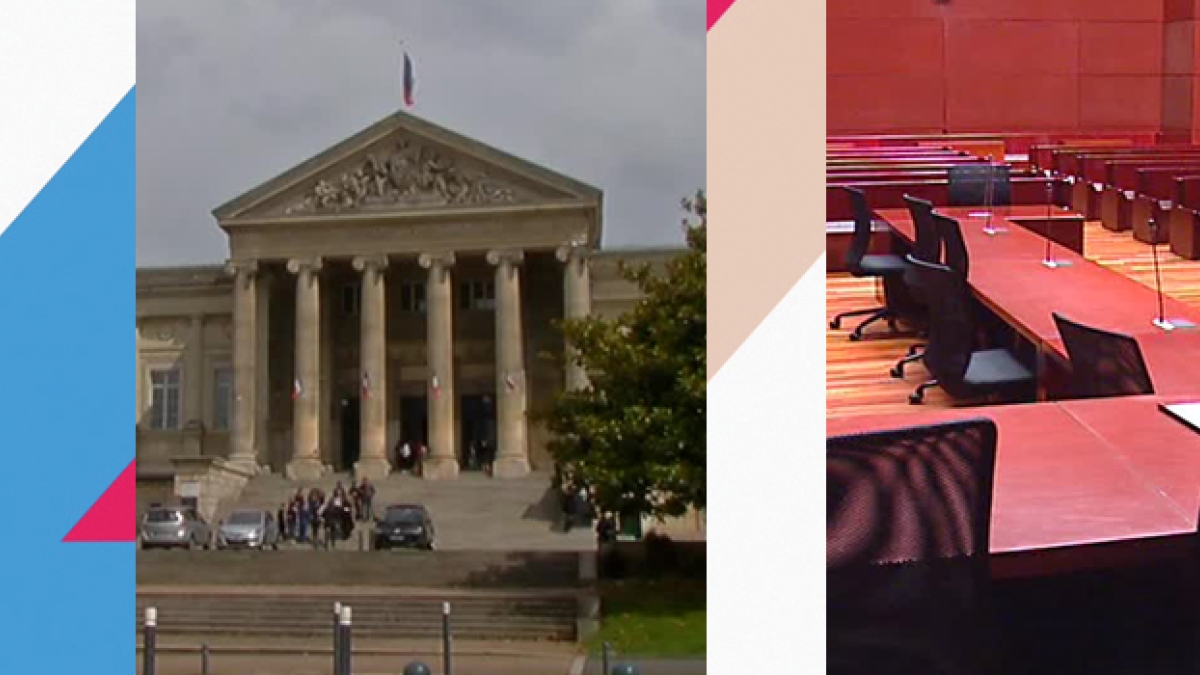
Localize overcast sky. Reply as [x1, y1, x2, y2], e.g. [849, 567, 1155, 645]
[136, 0, 704, 266]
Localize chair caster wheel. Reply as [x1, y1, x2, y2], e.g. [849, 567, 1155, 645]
[908, 393, 923, 405]
[829, 319, 841, 330]
[849, 333, 862, 342]
[890, 367, 904, 379]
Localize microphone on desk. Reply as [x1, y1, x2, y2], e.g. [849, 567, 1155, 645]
[1041, 179, 1070, 269]
[980, 158, 1009, 236]
[1150, 218, 1175, 331]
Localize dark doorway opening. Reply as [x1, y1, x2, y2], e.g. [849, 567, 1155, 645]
[460, 394, 496, 471]
[340, 397, 360, 470]
[399, 396, 428, 448]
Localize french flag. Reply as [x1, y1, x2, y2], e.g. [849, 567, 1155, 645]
[292, 378, 303, 400]
[402, 51, 415, 108]
[361, 371, 371, 400]
[430, 374, 440, 399]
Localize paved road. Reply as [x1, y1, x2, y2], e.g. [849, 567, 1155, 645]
[138, 638, 579, 675]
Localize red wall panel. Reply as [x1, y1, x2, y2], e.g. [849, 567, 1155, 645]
[946, 74, 1079, 131]
[827, 19, 943, 76]
[827, 75, 945, 132]
[1080, 23, 1163, 75]
[945, 21, 1079, 75]
[1163, 20, 1200, 75]
[1161, 75, 1195, 131]
[1079, 76, 1163, 128]
[827, 1, 1170, 135]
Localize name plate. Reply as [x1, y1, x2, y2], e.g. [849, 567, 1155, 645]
[1161, 401, 1200, 434]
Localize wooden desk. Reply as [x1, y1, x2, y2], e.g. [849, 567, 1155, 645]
[874, 206, 1200, 391]
[827, 397, 1200, 578]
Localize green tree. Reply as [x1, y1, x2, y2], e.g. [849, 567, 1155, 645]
[545, 190, 706, 520]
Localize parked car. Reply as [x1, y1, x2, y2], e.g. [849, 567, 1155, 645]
[216, 509, 280, 550]
[374, 504, 435, 550]
[140, 505, 211, 550]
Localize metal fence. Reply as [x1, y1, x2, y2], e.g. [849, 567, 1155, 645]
[140, 604, 643, 675]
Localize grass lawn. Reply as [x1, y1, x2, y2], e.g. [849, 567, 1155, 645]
[587, 579, 706, 657]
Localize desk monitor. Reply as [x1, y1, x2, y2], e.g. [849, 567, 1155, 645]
[1160, 401, 1200, 434]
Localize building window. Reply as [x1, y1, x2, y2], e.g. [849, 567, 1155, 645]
[149, 368, 181, 430]
[212, 366, 233, 431]
[400, 281, 426, 313]
[341, 285, 360, 316]
[459, 280, 495, 311]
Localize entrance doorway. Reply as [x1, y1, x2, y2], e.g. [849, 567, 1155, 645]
[340, 397, 361, 470]
[399, 396, 428, 448]
[460, 394, 496, 471]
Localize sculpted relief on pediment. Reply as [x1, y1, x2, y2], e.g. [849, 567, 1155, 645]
[281, 137, 534, 216]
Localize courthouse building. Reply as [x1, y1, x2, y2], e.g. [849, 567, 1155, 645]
[136, 110, 679, 486]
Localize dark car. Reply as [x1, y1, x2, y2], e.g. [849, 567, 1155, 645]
[374, 504, 435, 550]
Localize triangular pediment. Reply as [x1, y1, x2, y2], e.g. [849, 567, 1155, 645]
[214, 110, 601, 222]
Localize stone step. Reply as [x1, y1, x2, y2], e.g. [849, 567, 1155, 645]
[136, 590, 581, 641]
[206, 470, 595, 552]
[136, 550, 588, 588]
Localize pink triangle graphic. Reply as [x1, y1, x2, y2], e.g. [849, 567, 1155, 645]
[64, 459, 136, 542]
[708, 0, 737, 31]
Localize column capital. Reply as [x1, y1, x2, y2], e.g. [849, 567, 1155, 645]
[418, 251, 457, 269]
[224, 259, 259, 288]
[352, 254, 390, 273]
[486, 249, 525, 267]
[555, 243, 591, 264]
[286, 257, 324, 275]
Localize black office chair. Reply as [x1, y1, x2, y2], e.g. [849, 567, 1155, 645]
[907, 256, 1035, 405]
[829, 186, 910, 341]
[948, 164, 1012, 207]
[1052, 313, 1155, 398]
[892, 213, 969, 379]
[881, 196, 944, 373]
[828, 418, 1001, 675]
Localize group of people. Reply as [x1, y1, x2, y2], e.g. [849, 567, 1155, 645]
[276, 478, 376, 548]
[392, 440, 426, 474]
[389, 438, 498, 474]
[462, 440, 497, 473]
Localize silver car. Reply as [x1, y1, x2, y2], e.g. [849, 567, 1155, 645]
[140, 506, 211, 550]
[216, 509, 280, 550]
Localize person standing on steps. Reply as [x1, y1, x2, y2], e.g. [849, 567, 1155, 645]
[358, 477, 375, 522]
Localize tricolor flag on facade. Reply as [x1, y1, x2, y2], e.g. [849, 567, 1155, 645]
[504, 373, 517, 393]
[430, 374, 440, 399]
[292, 378, 303, 400]
[361, 371, 371, 399]
[402, 50, 415, 108]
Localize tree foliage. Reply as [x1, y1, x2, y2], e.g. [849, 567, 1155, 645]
[545, 190, 706, 520]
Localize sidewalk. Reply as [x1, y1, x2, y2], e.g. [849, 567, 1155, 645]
[138, 636, 580, 675]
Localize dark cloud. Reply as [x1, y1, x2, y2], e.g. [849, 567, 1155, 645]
[136, 0, 705, 265]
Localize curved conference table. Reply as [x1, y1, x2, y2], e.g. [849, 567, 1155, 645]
[832, 205, 1200, 578]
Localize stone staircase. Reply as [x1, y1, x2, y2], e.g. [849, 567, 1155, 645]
[136, 588, 582, 641]
[216, 470, 594, 552]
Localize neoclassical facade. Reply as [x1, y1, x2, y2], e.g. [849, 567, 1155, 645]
[136, 110, 679, 484]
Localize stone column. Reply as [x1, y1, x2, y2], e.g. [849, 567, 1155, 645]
[184, 314, 206, 427]
[419, 252, 459, 480]
[254, 273, 272, 470]
[556, 244, 592, 391]
[487, 249, 531, 478]
[354, 254, 391, 480]
[224, 260, 259, 470]
[287, 257, 325, 480]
